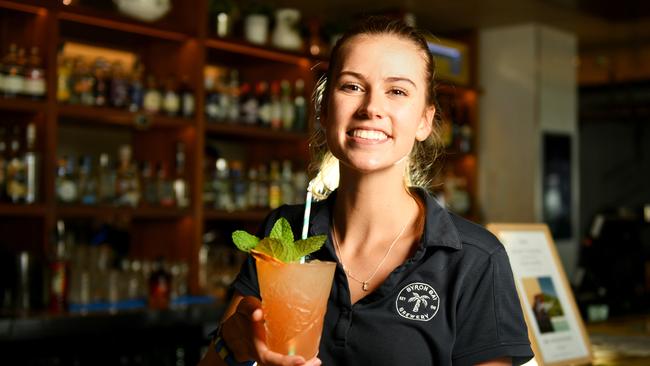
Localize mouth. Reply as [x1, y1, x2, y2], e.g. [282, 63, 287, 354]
[347, 128, 390, 142]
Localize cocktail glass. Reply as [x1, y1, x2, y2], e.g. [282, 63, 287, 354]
[254, 253, 335, 359]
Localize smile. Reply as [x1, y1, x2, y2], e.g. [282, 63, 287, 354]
[348, 129, 389, 141]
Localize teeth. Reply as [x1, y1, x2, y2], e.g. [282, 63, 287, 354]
[350, 129, 388, 141]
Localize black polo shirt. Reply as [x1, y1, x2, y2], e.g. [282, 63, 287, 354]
[231, 189, 534, 366]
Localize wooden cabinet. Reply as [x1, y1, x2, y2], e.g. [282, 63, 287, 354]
[0, 0, 479, 308]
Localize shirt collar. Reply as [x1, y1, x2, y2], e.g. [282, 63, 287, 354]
[307, 188, 462, 251]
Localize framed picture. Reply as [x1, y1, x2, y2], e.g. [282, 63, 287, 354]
[486, 223, 592, 366]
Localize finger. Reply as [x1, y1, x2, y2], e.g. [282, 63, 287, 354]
[303, 357, 322, 366]
[236, 297, 262, 318]
[259, 349, 306, 366]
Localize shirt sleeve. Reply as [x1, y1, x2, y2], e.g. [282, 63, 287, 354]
[452, 246, 534, 366]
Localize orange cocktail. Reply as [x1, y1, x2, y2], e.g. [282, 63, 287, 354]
[255, 255, 335, 358]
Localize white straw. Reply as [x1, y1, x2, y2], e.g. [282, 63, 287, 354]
[299, 182, 314, 264]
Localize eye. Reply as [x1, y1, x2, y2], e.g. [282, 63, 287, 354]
[340, 83, 363, 92]
[389, 88, 408, 96]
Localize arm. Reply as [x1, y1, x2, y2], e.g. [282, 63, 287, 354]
[476, 357, 512, 366]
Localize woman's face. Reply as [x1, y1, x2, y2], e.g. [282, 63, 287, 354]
[323, 34, 434, 175]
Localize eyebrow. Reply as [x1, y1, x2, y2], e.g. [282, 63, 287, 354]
[339, 70, 417, 89]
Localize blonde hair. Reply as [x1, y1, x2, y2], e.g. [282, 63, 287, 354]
[308, 16, 445, 200]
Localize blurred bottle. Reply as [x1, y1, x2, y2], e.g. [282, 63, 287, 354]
[203, 156, 216, 207]
[141, 161, 157, 206]
[256, 81, 271, 127]
[179, 75, 195, 118]
[115, 145, 140, 207]
[148, 257, 171, 310]
[280, 160, 294, 205]
[3, 44, 24, 98]
[78, 155, 98, 205]
[257, 163, 269, 209]
[110, 60, 129, 109]
[0, 127, 7, 202]
[57, 55, 72, 103]
[269, 81, 282, 130]
[239, 82, 258, 125]
[205, 73, 219, 122]
[93, 58, 109, 107]
[24, 123, 39, 204]
[128, 63, 145, 112]
[268, 160, 281, 209]
[231, 160, 247, 210]
[174, 142, 189, 208]
[246, 166, 259, 209]
[280, 79, 294, 130]
[24, 46, 46, 100]
[157, 162, 175, 207]
[6, 126, 27, 203]
[216, 70, 230, 122]
[162, 77, 180, 117]
[78, 59, 95, 106]
[294, 79, 307, 132]
[56, 155, 78, 204]
[97, 153, 116, 204]
[143, 75, 162, 114]
[213, 157, 233, 210]
[49, 220, 70, 314]
[227, 69, 240, 121]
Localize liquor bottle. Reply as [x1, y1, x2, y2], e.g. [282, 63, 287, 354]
[143, 75, 162, 114]
[56, 156, 78, 203]
[128, 63, 145, 112]
[269, 81, 282, 130]
[204, 73, 219, 122]
[0, 127, 7, 202]
[294, 79, 307, 132]
[148, 257, 171, 310]
[173, 142, 189, 208]
[141, 161, 157, 206]
[110, 61, 129, 109]
[23, 47, 46, 100]
[213, 158, 233, 210]
[257, 163, 269, 208]
[280, 80, 294, 130]
[23, 123, 39, 204]
[162, 77, 180, 117]
[68, 57, 83, 105]
[280, 160, 294, 205]
[57, 54, 72, 103]
[49, 220, 70, 313]
[202, 157, 216, 207]
[6, 126, 27, 203]
[3, 44, 24, 98]
[268, 160, 281, 209]
[78, 60, 95, 106]
[239, 82, 258, 125]
[230, 160, 247, 210]
[92, 58, 109, 107]
[227, 69, 240, 122]
[179, 75, 195, 118]
[78, 156, 98, 205]
[97, 153, 116, 204]
[246, 166, 259, 209]
[216, 71, 230, 122]
[256, 81, 271, 127]
[115, 145, 140, 207]
[156, 162, 175, 207]
[0, 49, 5, 95]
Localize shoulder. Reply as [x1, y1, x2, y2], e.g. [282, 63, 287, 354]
[449, 212, 504, 256]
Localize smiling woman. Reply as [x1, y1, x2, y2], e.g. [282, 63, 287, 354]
[200, 16, 534, 366]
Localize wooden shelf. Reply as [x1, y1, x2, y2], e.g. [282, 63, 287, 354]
[0, 0, 45, 14]
[206, 37, 321, 67]
[204, 208, 270, 222]
[57, 104, 192, 129]
[56, 205, 191, 220]
[205, 122, 308, 141]
[0, 203, 47, 217]
[57, 7, 189, 42]
[0, 97, 47, 113]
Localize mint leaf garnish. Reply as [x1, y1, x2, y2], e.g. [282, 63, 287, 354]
[295, 235, 327, 259]
[269, 217, 294, 247]
[231, 217, 326, 263]
[232, 231, 260, 252]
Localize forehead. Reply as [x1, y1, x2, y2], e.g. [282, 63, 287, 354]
[337, 34, 428, 80]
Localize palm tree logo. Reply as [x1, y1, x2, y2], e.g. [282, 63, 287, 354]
[408, 292, 431, 313]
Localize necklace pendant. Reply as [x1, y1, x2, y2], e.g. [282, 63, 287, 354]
[362, 282, 369, 291]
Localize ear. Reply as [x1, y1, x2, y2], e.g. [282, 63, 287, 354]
[415, 106, 435, 141]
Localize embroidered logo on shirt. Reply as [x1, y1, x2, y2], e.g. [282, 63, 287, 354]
[395, 282, 439, 322]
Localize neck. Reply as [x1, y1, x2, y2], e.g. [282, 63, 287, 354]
[333, 165, 419, 254]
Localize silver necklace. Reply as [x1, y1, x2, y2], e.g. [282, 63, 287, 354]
[331, 218, 409, 291]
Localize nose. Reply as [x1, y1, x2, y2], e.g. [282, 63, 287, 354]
[356, 89, 384, 120]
